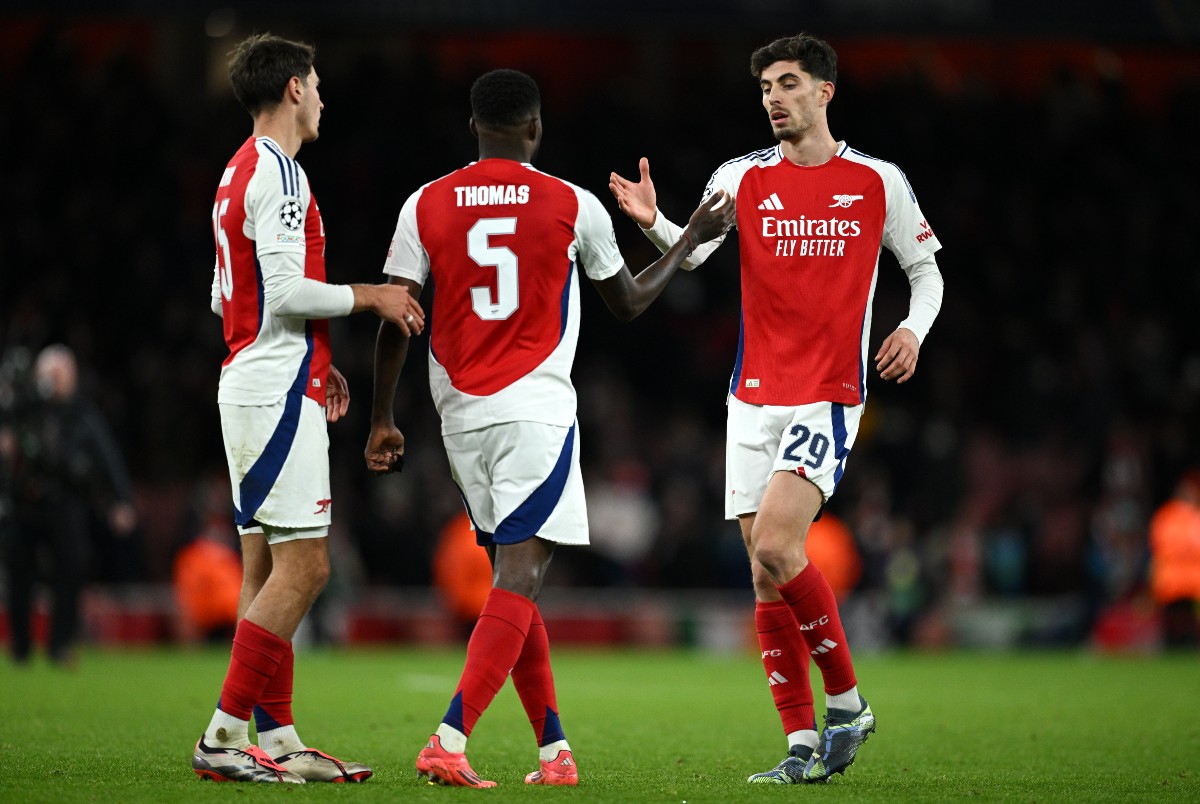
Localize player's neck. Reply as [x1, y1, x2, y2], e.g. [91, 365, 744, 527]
[779, 132, 838, 167]
[477, 145, 533, 164]
[252, 114, 303, 158]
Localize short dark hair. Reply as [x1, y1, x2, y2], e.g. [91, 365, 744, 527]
[470, 69, 540, 128]
[749, 33, 837, 84]
[228, 33, 316, 117]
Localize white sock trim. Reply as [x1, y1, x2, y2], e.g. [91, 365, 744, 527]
[257, 724, 305, 757]
[436, 723, 468, 753]
[204, 709, 251, 748]
[539, 739, 570, 763]
[826, 686, 860, 712]
[786, 729, 818, 751]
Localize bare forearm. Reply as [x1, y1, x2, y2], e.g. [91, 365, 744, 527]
[627, 233, 695, 318]
[351, 284, 389, 315]
[604, 229, 696, 322]
[371, 320, 410, 425]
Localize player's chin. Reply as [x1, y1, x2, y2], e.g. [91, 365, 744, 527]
[771, 124, 800, 142]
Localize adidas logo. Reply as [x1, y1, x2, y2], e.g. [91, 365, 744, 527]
[560, 757, 574, 767]
[768, 671, 789, 686]
[757, 193, 784, 211]
[810, 638, 838, 655]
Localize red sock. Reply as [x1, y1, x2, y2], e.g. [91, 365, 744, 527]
[755, 600, 815, 735]
[511, 607, 566, 746]
[777, 563, 857, 694]
[254, 642, 295, 732]
[218, 619, 289, 720]
[443, 588, 534, 737]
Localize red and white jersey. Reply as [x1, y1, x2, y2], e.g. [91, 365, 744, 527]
[696, 142, 940, 406]
[211, 136, 331, 406]
[383, 159, 624, 434]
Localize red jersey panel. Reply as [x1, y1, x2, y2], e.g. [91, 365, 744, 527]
[414, 160, 580, 397]
[731, 157, 886, 405]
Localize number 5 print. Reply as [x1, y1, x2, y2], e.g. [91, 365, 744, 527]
[467, 217, 519, 320]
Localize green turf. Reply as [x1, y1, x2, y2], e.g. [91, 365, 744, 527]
[0, 646, 1196, 801]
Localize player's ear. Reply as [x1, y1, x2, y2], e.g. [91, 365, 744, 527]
[286, 74, 304, 104]
[820, 80, 835, 105]
[469, 117, 478, 139]
[527, 115, 540, 143]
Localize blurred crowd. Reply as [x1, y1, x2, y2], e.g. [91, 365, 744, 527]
[2, 19, 1199, 648]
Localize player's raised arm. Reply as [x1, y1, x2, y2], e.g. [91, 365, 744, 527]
[610, 158, 731, 271]
[592, 191, 734, 322]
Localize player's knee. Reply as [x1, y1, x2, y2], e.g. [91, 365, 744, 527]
[493, 561, 545, 600]
[291, 554, 331, 599]
[752, 537, 804, 583]
[495, 573, 540, 600]
[308, 560, 332, 595]
[752, 541, 785, 578]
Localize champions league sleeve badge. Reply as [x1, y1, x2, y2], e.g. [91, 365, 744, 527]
[279, 200, 304, 231]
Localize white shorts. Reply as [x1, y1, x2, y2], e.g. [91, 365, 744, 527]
[444, 420, 588, 547]
[725, 394, 862, 519]
[220, 393, 332, 537]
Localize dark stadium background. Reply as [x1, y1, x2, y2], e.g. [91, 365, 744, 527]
[2, 1, 1199, 649]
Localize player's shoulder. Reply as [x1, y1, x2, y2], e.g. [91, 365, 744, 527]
[427, 163, 478, 188]
[838, 143, 916, 200]
[714, 144, 782, 175]
[509, 164, 596, 216]
[412, 167, 465, 202]
[705, 145, 781, 197]
[249, 136, 304, 198]
[517, 163, 585, 193]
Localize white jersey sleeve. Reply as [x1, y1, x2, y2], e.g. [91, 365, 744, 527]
[573, 188, 624, 281]
[382, 187, 430, 287]
[873, 160, 943, 343]
[210, 260, 224, 317]
[897, 253, 944, 344]
[877, 161, 941, 268]
[262, 254, 354, 319]
[247, 152, 308, 258]
[244, 155, 353, 319]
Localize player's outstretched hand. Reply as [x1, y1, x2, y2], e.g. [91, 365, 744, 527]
[683, 190, 735, 244]
[609, 157, 658, 228]
[876, 327, 920, 384]
[364, 283, 425, 336]
[365, 424, 405, 474]
[325, 364, 350, 423]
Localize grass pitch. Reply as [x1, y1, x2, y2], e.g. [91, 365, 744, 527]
[0, 646, 1196, 801]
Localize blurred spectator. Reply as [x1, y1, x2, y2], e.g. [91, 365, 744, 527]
[582, 459, 660, 585]
[1147, 470, 1200, 648]
[0, 345, 137, 664]
[172, 530, 241, 644]
[431, 511, 493, 639]
[805, 512, 863, 601]
[171, 476, 242, 643]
